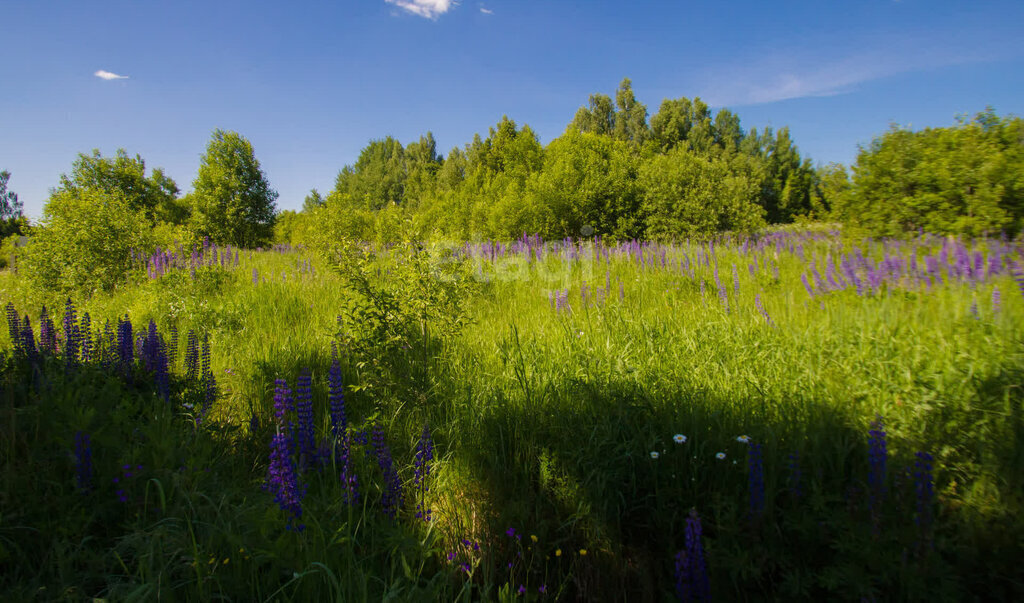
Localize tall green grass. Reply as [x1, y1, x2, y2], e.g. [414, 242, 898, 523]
[1, 230, 1022, 600]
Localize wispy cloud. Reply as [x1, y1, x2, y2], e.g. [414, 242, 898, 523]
[480, 6, 493, 14]
[94, 69, 129, 80]
[385, 0, 454, 19]
[697, 35, 1005, 107]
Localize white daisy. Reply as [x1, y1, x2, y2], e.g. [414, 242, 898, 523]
[736, 435, 751, 444]
[650, 451, 660, 459]
[674, 434, 687, 444]
[715, 452, 726, 460]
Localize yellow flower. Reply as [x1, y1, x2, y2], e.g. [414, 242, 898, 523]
[579, 549, 587, 556]
[223, 558, 229, 565]
[530, 534, 538, 543]
[555, 549, 562, 557]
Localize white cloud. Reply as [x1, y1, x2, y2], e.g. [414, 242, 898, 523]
[385, 0, 453, 19]
[94, 70, 129, 80]
[480, 6, 493, 14]
[695, 32, 1008, 107]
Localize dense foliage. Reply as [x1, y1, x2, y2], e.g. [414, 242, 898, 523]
[22, 188, 152, 292]
[190, 129, 279, 248]
[836, 109, 1024, 237]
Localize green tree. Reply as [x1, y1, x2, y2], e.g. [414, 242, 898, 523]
[24, 188, 152, 292]
[190, 129, 278, 247]
[612, 78, 650, 146]
[526, 129, 641, 239]
[403, 132, 442, 207]
[54, 149, 183, 224]
[332, 137, 407, 210]
[845, 110, 1023, 236]
[302, 189, 325, 212]
[640, 147, 765, 240]
[568, 93, 616, 137]
[0, 170, 27, 240]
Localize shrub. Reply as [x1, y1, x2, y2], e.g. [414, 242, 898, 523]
[23, 188, 153, 293]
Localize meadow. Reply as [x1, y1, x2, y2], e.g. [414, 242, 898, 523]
[1, 227, 1023, 601]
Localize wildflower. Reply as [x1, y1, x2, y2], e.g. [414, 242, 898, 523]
[530, 534, 538, 543]
[913, 451, 935, 553]
[73, 431, 93, 493]
[413, 422, 434, 521]
[294, 371, 316, 469]
[538, 584, 547, 594]
[675, 508, 710, 602]
[579, 549, 587, 556]
[748, 442, 765, 519]
[868, 415, 888, 535]
[371, 424, 403, 520]
[265, 379, 305, 530]
[517, 585, 526, 595]
[736, 435, 751, 444]
[715, 452, 726, 460]
[650, 451, 660, 459]
[327, 344, 347, 439]
[555, 549, 561, 557]
[674, 434, 687, 444]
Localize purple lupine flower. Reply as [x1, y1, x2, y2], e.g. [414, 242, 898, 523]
[1011, 261, 1024, 301]
[913, 451, 934, 553]
[992, 287, 1001, 315]
[868, 415, 888, 535]
[732, 263, 740, 296]
[167, 324, 178, 368]
[787, 451, 803, 501]
[371, 424, 403, 519]
[328, 344, 347, 439]
[675, 508, 710, 602]
[100, 320, 115, 369]
[79, 312, 92, 363]
[266, 378, 305, 530]
[116, 316, 134, 379]
[252, 268, 259, 284]
[294, 371, 316, 469]
[20, 317, 37, 361]
[755, 294, 773, 327]
[413, 422, 434, 522]
[38, 305, 56, 354]
[338, 427, 359, 505]
[142, 319, 161, 373]
[748, 441, 765, 519]
[198, 333, 216, 422]
[5, 303, 21, 355]
[969, 300, 979, 319]
[184, 330, 199, 382]
[62, 299, 79, 369]
[73, 431, 93, 493]
[801, 272, 814, 297]
[154, 336, 170, 404]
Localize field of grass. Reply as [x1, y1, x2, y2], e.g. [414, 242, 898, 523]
[1, 228, 1023, 601]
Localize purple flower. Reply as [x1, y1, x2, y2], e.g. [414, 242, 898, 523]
[116, 316, 134, 379]
[328, 344, 347, 439]
[63, 299, 79, 370]
[868, 415, 888, 534]
[294, 371, 316, 469]
[265, 379, 305, 530]
[992, 287, 1001, 315]
[39, 305, 57, 354]
[184, 330, 199, 382]
[413, 422, 434, 521]
[73, 431, 93, 493]
[913, 451, 934, 553]
[371, 424, 403, 519]
[755, 293, 774, 327]
[79, 312, 92, 363]
[675, 509, 710, 602]
[748, 441, 765, 518]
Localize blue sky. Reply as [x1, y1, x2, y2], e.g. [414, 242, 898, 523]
[2, 0, 1023, 219]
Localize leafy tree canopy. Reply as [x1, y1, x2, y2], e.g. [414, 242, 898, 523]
[53, 149, 183, 224]
[190, 129, 278, 248]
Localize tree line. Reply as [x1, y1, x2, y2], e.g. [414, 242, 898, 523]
[2, 78, 1020, 292]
